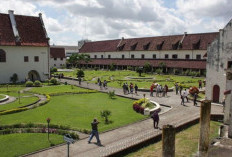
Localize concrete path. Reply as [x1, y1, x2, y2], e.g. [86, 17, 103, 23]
[27, 79, 223, 157]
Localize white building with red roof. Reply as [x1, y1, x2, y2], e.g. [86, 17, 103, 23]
[50, 47, 66, 68]
[0, 10, 50, 83]
[79, 32, 218, 74]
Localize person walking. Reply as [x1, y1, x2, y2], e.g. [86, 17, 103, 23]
[183, 89, 189, 102]
[130, 83, 134, 94]
[134, 84, 138, 95]
[179, 85, 183, 95]
[122, 83, 126, 94]
[164, 84, 168, 97]
[151, 111, 159, 129]
[199, 80, 202, 89]
[150, 84, 154, 97]
[193, 93, 198, 106]
[175, 83, 179, 95]
[181, 94, 185, 105]
[88, 118, 101, 145]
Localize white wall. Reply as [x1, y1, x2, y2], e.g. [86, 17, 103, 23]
[50, 58, 66, 68]
[0, 46, 49, 83]
[85, 50, 206, 60]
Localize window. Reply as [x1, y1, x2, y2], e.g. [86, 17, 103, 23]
[153, 54, 156, 59]
[0, 49, 6, 62]
[24, 56, 29, 62]
[60, 64, 62, 66]
[94, 55, 97, 59]
[60, 58, 63, 61]
[196, 55, 201, 60]
[122, 55, 125, 59]
[172, 54, 178, 59]
[131, 55, 134, 59]
[34, 56, 39, 62]
[108, 55, 111, 59]
[141, 54, 145, 59]
[185, 54, 190, 59]
[54, 64, 56, 66]
[228, 61, 232, 69]
[101, 55, 104, 59]
[54, 58, 57, 61]
[165, 54, 169, 59]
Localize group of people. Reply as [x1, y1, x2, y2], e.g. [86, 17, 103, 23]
[122, 82, 138, 95]
[150, 83, 168, 97]
[180, 88, 198, 106]
[97, 78, 107, 90]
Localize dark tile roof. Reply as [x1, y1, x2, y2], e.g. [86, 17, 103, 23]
[50, 47, 65, 58]
[0, 13, 49, 46]
[81, 59, 206, 69]
[80, 32, 218, 53]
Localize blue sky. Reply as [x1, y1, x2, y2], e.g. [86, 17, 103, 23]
[0, 0, 231, 45]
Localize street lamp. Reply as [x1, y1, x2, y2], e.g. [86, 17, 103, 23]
[18, 91, 21, 104]
[143, 93, 146, 103]
[47, 118, 51, 141]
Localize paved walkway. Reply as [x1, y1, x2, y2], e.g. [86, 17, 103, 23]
[27, 79, 223, 157]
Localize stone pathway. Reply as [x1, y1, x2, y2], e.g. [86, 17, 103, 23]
[26, 79, 223, 157]
[0, 96, 16, 105]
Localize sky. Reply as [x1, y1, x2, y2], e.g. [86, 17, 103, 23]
[0, 0, 231, 46]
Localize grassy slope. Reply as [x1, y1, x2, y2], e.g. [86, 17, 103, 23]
[0, 133, 63, 157]
[0, 93, 145, 132]
[126, 121, 220, 157]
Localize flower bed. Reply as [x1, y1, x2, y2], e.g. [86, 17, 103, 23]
[132, 98, 160, 115]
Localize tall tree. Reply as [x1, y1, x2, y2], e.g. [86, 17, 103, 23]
[67, 53, 90, 68]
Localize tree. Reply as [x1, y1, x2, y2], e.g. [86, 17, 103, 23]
[77, 69, 85, 78]
[136, 67, 143, 77]
[158, 62, 166, 73]
[67, 53, 90, 68]
[100, 110, 111, 124]
[108, 90, 115, 99]
[109, 63, 116, 71]
[10, 73, 18, 84]
[144, 62, 152, 73]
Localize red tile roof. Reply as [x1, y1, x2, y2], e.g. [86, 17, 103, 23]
[0, 13, 49, 46]
[80, 32, 218, 53]
[50, 47, 65, 58]
[80, 59, 206, 69]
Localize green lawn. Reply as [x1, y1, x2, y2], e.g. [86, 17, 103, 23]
[0, 94, 5, 99]
[0, 86, 25, 92]
[0, 93, 145, 132]
[56, 69, 204, 89]
[29, 84, 93, 95]
[0, 96, 39, 111]
[0, 133, 64, 157]
[126, 121, 221, 157]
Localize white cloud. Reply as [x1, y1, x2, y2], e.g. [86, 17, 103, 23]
[0, 0, 231, 45]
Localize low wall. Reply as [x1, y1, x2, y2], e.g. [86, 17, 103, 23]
[0, 94, 9, 103]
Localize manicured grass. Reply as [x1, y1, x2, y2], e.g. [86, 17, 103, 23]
[0, 133, 64, 157]
[0, 96, 39, 111]
[125, 121, 221, 157]
[56, 69, 204, 89]
[0, 93, 145, 132]
[0, 94, 5, 99]
[0, 86, 25, 92]
[29, 84, 94, 95]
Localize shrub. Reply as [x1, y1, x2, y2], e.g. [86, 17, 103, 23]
[109, 63, 116, 71]
[100, 110, 112, 124]
[50, 67, 57, 73]
[108, 90, 115, 99]
[26, 81, 34, 87]
[127, 66, 133, 71]
[34, 80, 42, 87]
[10, 73, 18, 84]
[155, 68, 162, 74]
[0, 107, 28, 115]
[189, 86, 199, 95]
[94, 67, 99, 71]
[136, 67, 143, 76]
[50, 78, 59, 85]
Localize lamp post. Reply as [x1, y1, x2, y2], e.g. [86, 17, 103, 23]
[6, 84, 8, 91]
[47, 118, 51, 141]
[18, 91, 21, 104]
[143, 93, 146, 103]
